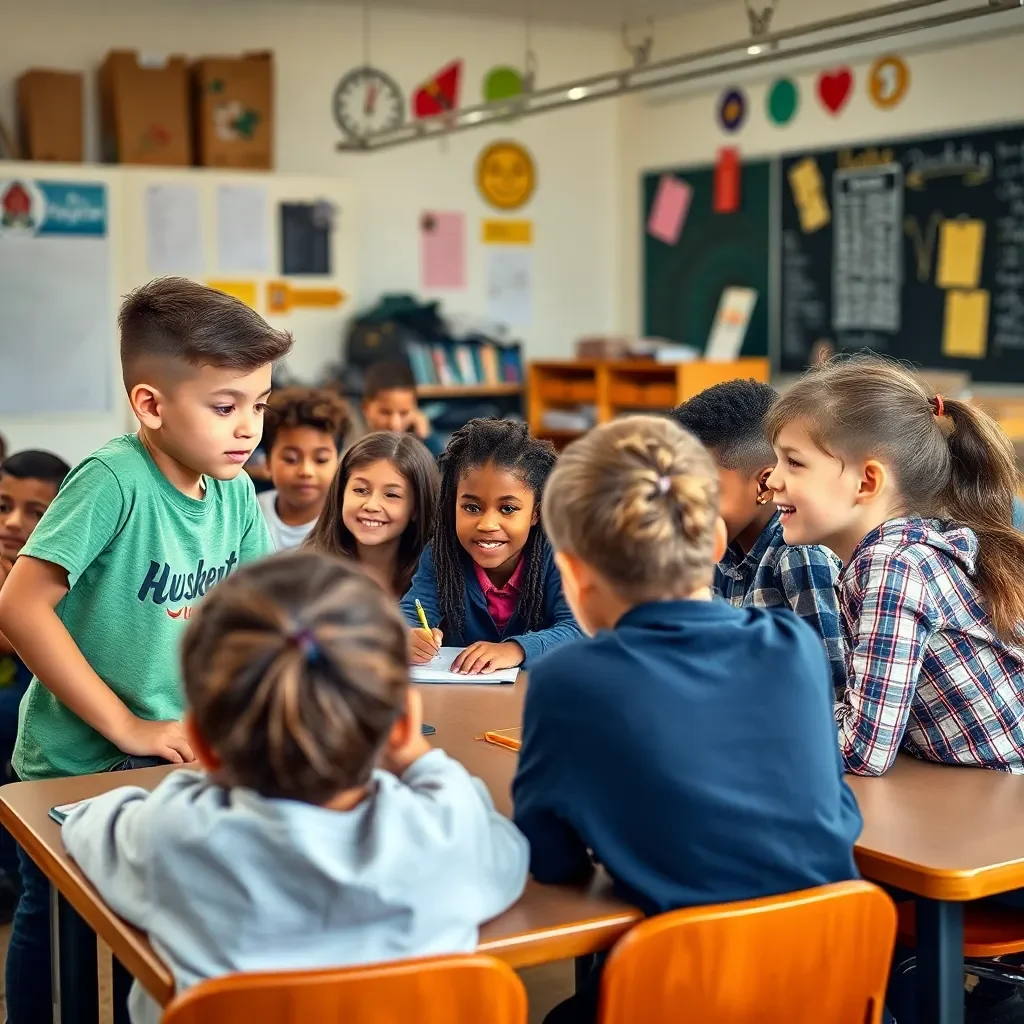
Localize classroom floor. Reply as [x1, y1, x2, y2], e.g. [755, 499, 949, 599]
[0, 925, 575, 1023]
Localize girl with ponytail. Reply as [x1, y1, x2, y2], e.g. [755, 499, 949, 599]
[765, 353, 1024, 777]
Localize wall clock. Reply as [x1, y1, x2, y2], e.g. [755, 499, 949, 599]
[333, 66, 405, 139]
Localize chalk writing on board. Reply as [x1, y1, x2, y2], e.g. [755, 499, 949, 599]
[782, 230, 826, 357]
[832, 165, 903, 335]
[994, 139, 1024, 350]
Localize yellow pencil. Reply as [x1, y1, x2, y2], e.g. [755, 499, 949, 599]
[414, 598, 432, 636]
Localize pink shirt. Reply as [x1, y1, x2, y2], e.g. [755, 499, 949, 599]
[474, 557, 525, 632]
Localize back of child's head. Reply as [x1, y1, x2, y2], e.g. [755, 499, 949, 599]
[671, 379, 778, 474]
[0, 449, 71, 490]
[363, 360, 417, 400]
[181, 550, 409, 804]
[544, 416, 719, 603]
[118, 277, 293, 389]
[262, 387, 351, 456]
[307, 431, 440, 594]
[765, 353, 1024, 637]
[434, 418, 557, 634]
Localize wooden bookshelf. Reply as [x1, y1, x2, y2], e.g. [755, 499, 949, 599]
[417, 383, 524, 399]
[528, 358, 771, 447]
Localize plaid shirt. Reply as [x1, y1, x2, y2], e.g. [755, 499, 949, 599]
[715, 512, 847, 694]
[837, 518, 1024, 777]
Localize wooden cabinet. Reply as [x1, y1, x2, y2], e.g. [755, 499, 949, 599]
[528, 358, 770, 447]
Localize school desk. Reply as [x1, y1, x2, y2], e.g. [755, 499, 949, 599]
[0, 678, 641, 1024]
[848, 758, 1024, 1024]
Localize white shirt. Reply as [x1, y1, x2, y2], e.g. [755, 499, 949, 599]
[257, 490, 317, 551]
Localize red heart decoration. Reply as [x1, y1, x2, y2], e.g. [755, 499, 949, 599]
[818, 68, 853, 114]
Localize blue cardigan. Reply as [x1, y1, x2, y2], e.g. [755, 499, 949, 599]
[400, 541, 582, 666]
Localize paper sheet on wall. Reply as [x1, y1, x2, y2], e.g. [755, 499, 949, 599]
[706, 287, 758, 361]
[942, 289, 990, 359]
[420, 211, 466, 289]
[937, 219, 985, 290]
[647, 175, 692, 245]
[487, 246, 532, 326]
[216, 184, 269, 273]
[145, 184, 204, 274]
[788, 157, 831, 234]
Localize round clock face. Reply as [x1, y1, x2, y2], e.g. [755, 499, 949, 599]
[333, 66, 405, 139]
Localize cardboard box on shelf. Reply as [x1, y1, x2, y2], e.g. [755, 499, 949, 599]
[192, 52, 273, 170]
[99, 50, 191, 166]
[16, 70, 83, 162]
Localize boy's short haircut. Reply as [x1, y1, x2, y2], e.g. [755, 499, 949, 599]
[262, 387, 352, 455]
[363, 361, 417, 400]
[119, 277, 293, 389]
[0, 450, 71, 489]
[671, 379, 779, 474]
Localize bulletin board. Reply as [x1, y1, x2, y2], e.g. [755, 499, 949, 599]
[779, 122, 1024, 380]
[642, 160, 772, 358]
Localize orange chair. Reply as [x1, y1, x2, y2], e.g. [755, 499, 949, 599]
[598, 881, 896, 1024]
[161, 954, 527, 1024]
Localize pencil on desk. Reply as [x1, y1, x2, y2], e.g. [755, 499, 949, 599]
[483, 731, 522, 752]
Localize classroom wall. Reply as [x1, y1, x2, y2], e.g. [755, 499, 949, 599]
[616, 0, 1024, 335]
[0, 0, 623, 365]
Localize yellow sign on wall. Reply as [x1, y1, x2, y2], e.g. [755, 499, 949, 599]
[476, 141, 536, 211]
[481, 219, 532, 245]
[266, 282, 347, 314]
[207, 280, 258, 309]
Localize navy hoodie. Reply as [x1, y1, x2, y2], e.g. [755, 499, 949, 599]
[512, 599, 862, 916]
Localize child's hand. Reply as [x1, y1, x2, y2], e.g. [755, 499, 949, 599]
[412, 410, 432, 441]
[116, 716, 196, 765]
[451, 641, 524, 675]
[410, 627, 443, 664]
[379, 689, 431, 777]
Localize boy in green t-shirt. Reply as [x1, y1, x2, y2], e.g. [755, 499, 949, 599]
[0, 276, 292, 1024]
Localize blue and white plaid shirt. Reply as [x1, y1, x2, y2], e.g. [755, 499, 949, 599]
[715, 512, 847, 695]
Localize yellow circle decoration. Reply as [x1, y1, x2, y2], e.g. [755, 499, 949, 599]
[476, 141, 536, 211]
[869, 56, 910, 110]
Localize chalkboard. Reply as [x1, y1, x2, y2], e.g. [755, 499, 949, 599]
[643, 160, 771, 357]
[780, 123, 1024, 381]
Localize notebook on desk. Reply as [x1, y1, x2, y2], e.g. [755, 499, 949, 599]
[411, 647, 520, 685]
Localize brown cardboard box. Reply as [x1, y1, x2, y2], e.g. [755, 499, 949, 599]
[192, 52, 273, 169]
[17, 70, 83, 162]
[99, 50, 191, 166]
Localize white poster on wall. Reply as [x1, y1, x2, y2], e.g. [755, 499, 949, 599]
[486, 246, 532, 326]
[145, 183, 204, 274]
[216, 184, 270, 273]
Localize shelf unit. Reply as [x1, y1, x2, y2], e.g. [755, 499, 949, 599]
[528, 358, 771, 447]
[417, 383, 524, 399]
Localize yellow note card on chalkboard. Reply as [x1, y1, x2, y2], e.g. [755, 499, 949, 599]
[937, 219, 986, 290]
[788, 158, 831, 234]
[942, 289, 990, 359]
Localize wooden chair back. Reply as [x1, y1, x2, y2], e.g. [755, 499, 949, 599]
[599, 881, 896, 1024]
[162, 953, 527, 1024]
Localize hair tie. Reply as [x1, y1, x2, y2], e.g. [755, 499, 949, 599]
[656, 475, 671, 495]
[287, 627, 319, 662]
[932, 394, 945, 419]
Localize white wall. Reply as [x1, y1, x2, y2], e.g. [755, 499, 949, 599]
[616, 0, 1024, 333]
[0, 0, 622, 363]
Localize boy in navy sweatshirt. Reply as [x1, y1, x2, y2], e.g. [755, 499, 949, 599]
[513, 416, 862, 1023]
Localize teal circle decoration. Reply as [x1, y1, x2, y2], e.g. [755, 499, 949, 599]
[767, 78, 799, 126]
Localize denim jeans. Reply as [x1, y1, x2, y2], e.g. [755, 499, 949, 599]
[5, 755, 167, 1024]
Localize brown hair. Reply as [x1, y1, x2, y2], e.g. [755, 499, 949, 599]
[543, 415, 719, 603]
[181, 550, 409, 804]
[364, 361, 417, 400]
[765, 354, 1024, 638]
[307, 432, 440, 597]
[262, 387, 352, 455]
[119, 277, 293, 388]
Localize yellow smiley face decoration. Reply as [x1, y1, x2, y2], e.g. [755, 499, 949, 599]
[476, 141, 536, 211]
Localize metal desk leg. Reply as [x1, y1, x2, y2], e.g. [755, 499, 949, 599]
[51, 886, 99, 1024]
[917, 898, 964, 1024]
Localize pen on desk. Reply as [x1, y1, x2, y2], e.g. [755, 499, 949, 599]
[414, 599, 438, 652]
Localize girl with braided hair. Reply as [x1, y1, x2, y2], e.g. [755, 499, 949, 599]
[400, 418, 581, 675]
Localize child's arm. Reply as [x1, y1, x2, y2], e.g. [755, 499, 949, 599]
[0, 559, 193, 762]
[0, 557, 14, 655]
[399, 545, 445, 662]
[776, 545, 848, 697]
[505, 550, 583, 667]
[838, 549, 934, 777]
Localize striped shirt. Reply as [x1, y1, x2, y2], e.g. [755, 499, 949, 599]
[837, 517, 1024, 776]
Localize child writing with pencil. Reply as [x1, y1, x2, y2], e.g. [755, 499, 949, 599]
[0, 278, 291, 1023]
[513, 415, 860, 1024]
[62, 551, 529, 1024]
[401, 418, 581, 674]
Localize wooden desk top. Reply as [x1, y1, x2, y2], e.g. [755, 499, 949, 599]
[0, 679, 641, 1005]
[849, 757, 1024, 901]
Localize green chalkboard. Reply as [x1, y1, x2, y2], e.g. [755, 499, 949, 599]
[642, 160, 772, 357]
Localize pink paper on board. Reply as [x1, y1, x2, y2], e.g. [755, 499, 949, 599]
[647, 175, 693, 245]
[420, 211, 466, 289]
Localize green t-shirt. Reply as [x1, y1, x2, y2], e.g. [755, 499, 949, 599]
[14, 434, 274, 780]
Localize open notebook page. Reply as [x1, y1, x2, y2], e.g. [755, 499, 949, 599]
[410, 647, 520, 685]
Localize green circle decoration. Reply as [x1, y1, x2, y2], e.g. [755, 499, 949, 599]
[767, 78, 799, 126]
